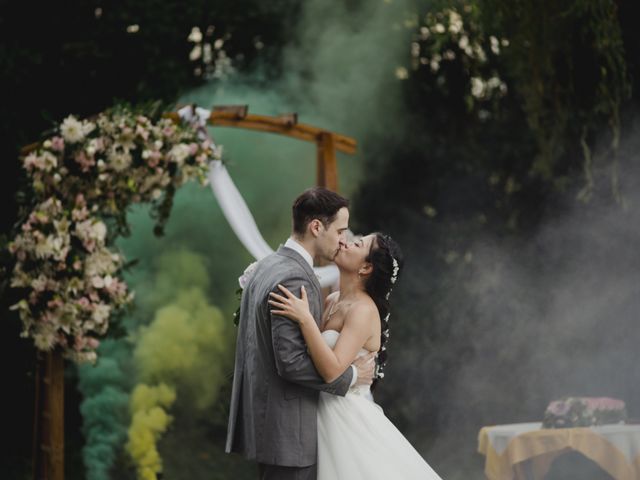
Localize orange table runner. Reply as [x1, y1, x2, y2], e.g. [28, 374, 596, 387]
[478, 422, 640, 480]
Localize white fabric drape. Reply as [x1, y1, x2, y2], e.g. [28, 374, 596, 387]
[177, 105, 340, 288]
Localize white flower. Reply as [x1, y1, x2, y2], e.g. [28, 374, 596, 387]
[33, 331, 57, 351]
[169, 143, 191, 165]
[92, 303, 111, 324]
[188, 26, 203, 43]
[60, 116, 86, 143]
[471, 77, 485, 98]
[92, 221, 107, 242]
[83, 121, 96, 136]
[41, 151, 58, 172]
[85, 248, 118, 276]
[86, 138, 103, 156]
[390, 258, 399, 284]
[238, 261, 259, 289]
[34, 234, 59, 259]
[31, 274, 49, 292]
[108, 146, 132, 171]
[434, 23, 445, 33]
[490, 36, 500, 55]
[448, 11, 463, 34]
[75, 219, 107, 245]
[189, 44, 202, 61]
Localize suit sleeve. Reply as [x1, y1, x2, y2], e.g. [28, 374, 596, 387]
[269, 276, 353, 396]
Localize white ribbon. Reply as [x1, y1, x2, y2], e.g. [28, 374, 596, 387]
[177, 105, 340, 288]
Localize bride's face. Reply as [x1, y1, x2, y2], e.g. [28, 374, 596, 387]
[334, 233, 376, 273]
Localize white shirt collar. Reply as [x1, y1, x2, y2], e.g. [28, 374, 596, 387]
[284, 237, 314, 268]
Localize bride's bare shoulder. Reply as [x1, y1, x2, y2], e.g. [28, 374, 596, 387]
[345, 298, 380, 325]
[324, 291, 339, 308]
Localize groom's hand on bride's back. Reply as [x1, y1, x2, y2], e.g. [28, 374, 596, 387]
[352, 352, 376, 387]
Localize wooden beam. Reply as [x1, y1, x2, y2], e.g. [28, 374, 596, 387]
[316, 132, 338, 191]
[162, 107, 357, 155]
[38, 351, 64, 480]
[208, 113, 356, 155]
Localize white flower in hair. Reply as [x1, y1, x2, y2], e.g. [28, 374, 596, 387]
[390, 257, 399, 284]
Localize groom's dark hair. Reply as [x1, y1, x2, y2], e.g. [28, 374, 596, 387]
[292, 187, 349, 235]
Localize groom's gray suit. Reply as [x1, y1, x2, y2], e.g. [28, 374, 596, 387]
[226, 246, 353, 478]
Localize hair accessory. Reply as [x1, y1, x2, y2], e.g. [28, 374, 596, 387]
[390, 257, 399, 284]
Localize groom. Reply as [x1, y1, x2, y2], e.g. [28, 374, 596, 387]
[226, 187, 376, 480]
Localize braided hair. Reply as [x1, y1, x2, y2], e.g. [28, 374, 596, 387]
[363, 233, 403, 391]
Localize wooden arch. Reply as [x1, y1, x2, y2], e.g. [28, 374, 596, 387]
[33, 105, 357, 480]
[165, 105, 357, 191]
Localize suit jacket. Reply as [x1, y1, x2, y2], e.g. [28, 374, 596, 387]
[225, 246, 353, 466]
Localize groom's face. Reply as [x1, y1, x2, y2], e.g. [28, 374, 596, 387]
[316, 207, 349, 262]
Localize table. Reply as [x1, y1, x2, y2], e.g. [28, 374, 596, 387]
[478, 422, 640, 480]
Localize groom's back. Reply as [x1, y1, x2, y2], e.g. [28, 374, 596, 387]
[226, 248, 323, 466]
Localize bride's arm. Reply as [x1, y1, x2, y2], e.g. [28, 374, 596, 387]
[269, 285, 374, 383]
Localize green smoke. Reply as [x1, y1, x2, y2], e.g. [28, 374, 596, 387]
[77, 339, 132, 480]
[75, 2, 418, 478]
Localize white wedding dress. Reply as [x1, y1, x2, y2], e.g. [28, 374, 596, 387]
[317, 330, 443, 479]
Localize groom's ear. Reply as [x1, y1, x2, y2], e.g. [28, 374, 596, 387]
[309, 219, 323, 237]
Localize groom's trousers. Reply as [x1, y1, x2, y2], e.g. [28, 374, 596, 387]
[258, 463, 316, 480]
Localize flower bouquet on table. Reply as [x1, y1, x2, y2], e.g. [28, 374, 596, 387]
[542, 397, 627, 428]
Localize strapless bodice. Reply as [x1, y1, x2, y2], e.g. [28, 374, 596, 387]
[321, 329, 373, 398]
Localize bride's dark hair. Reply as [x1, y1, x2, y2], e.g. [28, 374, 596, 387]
[363, 233, 403, 390]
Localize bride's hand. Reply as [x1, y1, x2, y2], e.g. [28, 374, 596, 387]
[269, 284, 313, 326]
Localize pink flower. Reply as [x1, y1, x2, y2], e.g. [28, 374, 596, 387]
[77, 297, 91, 309]
[50, 136, 65, 152]
[23, 153, 38, 171]
[74, 151, 96, 172]
[584, 397, 625, 411]
[147, 151, 162, 167]
[74, 335, 86, 351]
[136, 124, 149, 140]
[547, 400, 570, 416]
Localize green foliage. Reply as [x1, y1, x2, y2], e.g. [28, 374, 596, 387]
[481, 0, 630, 199]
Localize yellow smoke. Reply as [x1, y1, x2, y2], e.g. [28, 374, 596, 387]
[126, 383, 176, 480]
[125, 249, 230, 479]
[134, 287, 228, 409]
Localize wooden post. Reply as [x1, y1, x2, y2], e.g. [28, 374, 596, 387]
[316, 132, 338, 191]
[37, 351, 64, 480]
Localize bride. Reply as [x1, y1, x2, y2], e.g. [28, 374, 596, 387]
[269, 233, 443, 479]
